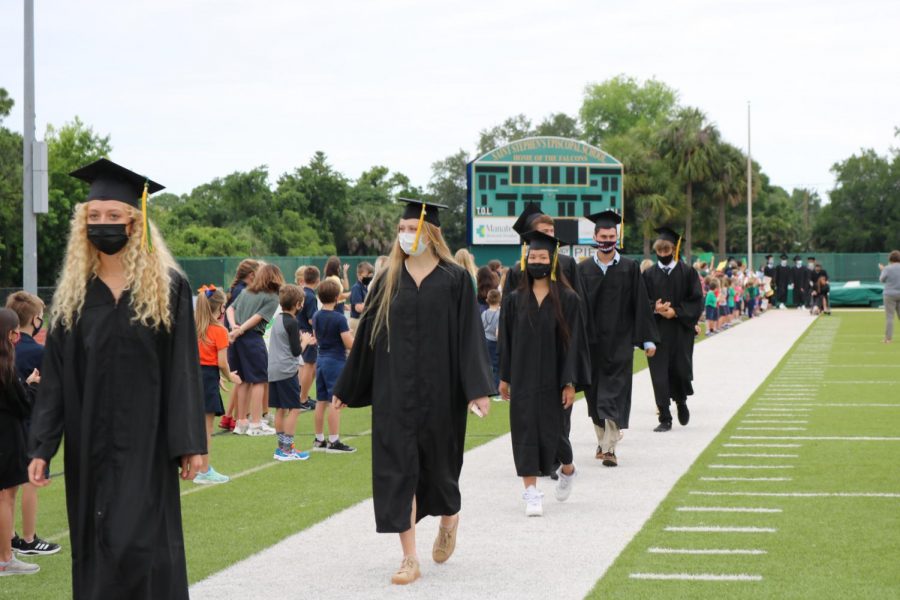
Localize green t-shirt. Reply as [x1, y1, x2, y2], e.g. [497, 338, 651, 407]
[233, 290, 280, 335]
[727, 287, 735, 307]
[705, 290, 717, 307]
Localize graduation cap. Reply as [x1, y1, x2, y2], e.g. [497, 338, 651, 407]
[793, 255, 803, 261]
[399, 197, 447, 255]
[780, 253, 789, 260]
[399, 197, 446, 227]
[512, 203, 545, 236]
[70, 158, 163, 208]
[521, 230, 569, 282]
[70, 158, 164, 252]
[587, 209, 622, 231]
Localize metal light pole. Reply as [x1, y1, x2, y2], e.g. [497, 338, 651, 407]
[22, 0, 37, 293]
[746, 101, 753, 272]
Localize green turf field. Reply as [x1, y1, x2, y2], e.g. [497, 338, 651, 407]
[589, 311, 900, 599]
[3, 327, 705, 598]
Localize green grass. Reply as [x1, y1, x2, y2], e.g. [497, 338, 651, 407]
[589, 312, 900, 599]
[3, 324, 708, 599]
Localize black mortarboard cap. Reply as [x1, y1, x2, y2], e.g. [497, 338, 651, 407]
[69, 158, 163, 208]
[587, 209, 622, 230]
[780, 253, 789, 259]
[399, 198, 446, 227]
[512, 203, 545, 235]
[521, 229, 569, 253]
[653, 226, 680, 244]
[793, 255, 802, 261]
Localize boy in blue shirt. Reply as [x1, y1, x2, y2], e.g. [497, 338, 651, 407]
[311, 279, 356, 454]
[349, 261, 374, 334]
[298, 266, 320, 412]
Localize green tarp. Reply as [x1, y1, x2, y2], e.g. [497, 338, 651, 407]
[828, 282, 885, 307]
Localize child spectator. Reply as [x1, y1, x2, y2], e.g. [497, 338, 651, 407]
[744, 277, 759, 319]
[481, 289, 501, 393]
[4, 293, 60, 556]
[0, 308, 41, 576]
[349, 262, 375, 334]
[705, 279, 719, 335]
[324, 256, 352, 315]
[311, 279, 356, 454]
[813, 275, 831, 315]
[194, 286, 241, 483]
[726, 277, 736, 325]
[268, 284, 315, 461]
[229, 263, 284, 435]
[298, 266, 320, 411]
[221, 259, 259, 431]
[717, 278, 729, 330]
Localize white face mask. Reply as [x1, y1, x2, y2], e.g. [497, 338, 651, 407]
[781, 260, 788, 267]
[399, 232, 428, 257]
[795, 260, 803, 268]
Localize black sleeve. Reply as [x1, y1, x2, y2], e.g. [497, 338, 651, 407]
[498, 293, 515, 383]
[674, 266, 704, 328]
[27, 325, 66, 461]
[560, 291, 592, 392]
[333, 279, 381, 408]
[456, 269, 498, 400]
[633, 263, 660, 346]
[284, 315, 302, 357]
[165, 273, 208, 459]
[503, 264, 521, 296]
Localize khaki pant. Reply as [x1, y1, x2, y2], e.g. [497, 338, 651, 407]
[349, 317, 360, 335]
[885, 294, 900, 341]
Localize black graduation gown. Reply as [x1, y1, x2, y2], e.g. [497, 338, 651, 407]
[332, 261, 495, 533]
[773, 264, 792, 304]
[28, 272, 206, 600]
[576, 255, 658, 429]
[792, 266, 810, 306]
[642, 262, 704, 411]
[498, 286, 590, 477]
[503, 253, 582, 298]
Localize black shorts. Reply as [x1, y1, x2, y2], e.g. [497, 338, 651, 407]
[231, 331, 269, 383]
[269, 376, 302, 410]
[301, 343, 318, 365]
[201, 365, 225, 416]
[316, 355, 345, 401]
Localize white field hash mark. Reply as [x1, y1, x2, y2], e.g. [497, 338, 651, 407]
[647, 547, 767, 555]
[630, 573, 763, 581]
[709, 464, 795, 469]
[700, 477, 792, 482]
[665, 526, 777, 533]
[676, 506, 782, 513]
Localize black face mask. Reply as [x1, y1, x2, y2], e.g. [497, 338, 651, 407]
[88, 224, 130, 255]
[658, 253, 674, 265]
[527, 263, 552, 280]
[361, 276, 373, 286]
[596, 240, 617, 253]
[32, 316, 43, 336]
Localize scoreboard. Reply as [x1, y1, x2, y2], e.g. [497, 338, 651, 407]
[466, 137, 624, 247]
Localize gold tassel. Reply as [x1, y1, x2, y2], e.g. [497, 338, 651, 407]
[140, 180, 152, 253]
[520, 242, 526, 270]
[675, 235, 682, 263]
[411, 203, 427, 253]
[551, 242, 559, 281]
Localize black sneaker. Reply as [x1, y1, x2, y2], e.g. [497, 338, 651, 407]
[676, 402, 690, 426]
[326, 440, 357, 454]
[12, 533, 61, 556]
[654, 421, 672, 432]
[312, 438, 328, 452]
[300, 400, 316, 412]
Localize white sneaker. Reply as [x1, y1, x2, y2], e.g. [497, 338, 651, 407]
[555, 467, 576, 502]
[259, 422, 276, 434]
[247, 424, 274, 437]
[523, 486, 543, 517]
[0, 556, 40, 576]
[232, 421, 249, 435]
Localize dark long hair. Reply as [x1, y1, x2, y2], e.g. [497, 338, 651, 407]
[229, 259, 260, 301]
[476, 266, 499, 304]
[324, 256, 342, 279]
[0, 308, 19, 387]
[517, 261, 572, 349]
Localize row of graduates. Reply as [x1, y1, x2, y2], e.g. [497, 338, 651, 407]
[23, 157, 704, 596]
[766, 253, 828, 308]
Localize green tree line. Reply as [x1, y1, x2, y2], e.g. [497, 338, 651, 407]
[1, 77, 898, 287]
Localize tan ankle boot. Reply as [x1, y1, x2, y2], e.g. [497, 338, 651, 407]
[391, 556, 420, 585]
[432, 517, 459, 564]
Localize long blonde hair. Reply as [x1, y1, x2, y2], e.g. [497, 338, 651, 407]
[453, 248, 478, 280]
[50, 203, 180, 331]
[195, 286, 227, 343]
[366, 222, 455, 346]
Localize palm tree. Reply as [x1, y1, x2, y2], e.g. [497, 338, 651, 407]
[708, 142, 747, 256]
[658, 108, 720, 262]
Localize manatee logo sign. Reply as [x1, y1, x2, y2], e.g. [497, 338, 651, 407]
[472, 218, 519, 245]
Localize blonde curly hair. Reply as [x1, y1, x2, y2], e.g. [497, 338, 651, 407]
[50, 202, 181, 331]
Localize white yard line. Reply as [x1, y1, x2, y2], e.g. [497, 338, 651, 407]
[700, 477, 792, 482]
[664, 526, 777, 533]
[690, 491, 900, 499]
[717, 453, 799, 458]
[709, 465, 795, 469]
[189, 311, 815, 600]
[630, 572, 763, 581]
[676, 506, 782, 513]
[723, 443, 802, 448]
[732, 436, 900, 441]
[647, 547, 767, 555]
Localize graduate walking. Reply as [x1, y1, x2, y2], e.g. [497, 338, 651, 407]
[642, 227, 704, 432]
[576, 211, 658, 467]
[502, 204, 582, 295]
[27, 159, 207, 600]
[773, 253, 792, 308]
[498, 230, 590, 516]
[332, 198, 494, 586]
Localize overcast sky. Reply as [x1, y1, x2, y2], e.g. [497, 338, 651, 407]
[2, 0, 897, 200]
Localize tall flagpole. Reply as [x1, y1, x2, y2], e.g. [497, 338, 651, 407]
[23, 0, 37, 293]
[746, 101, 753, 272]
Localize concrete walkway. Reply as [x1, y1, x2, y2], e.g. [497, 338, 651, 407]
[190, 310, 816, 600]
